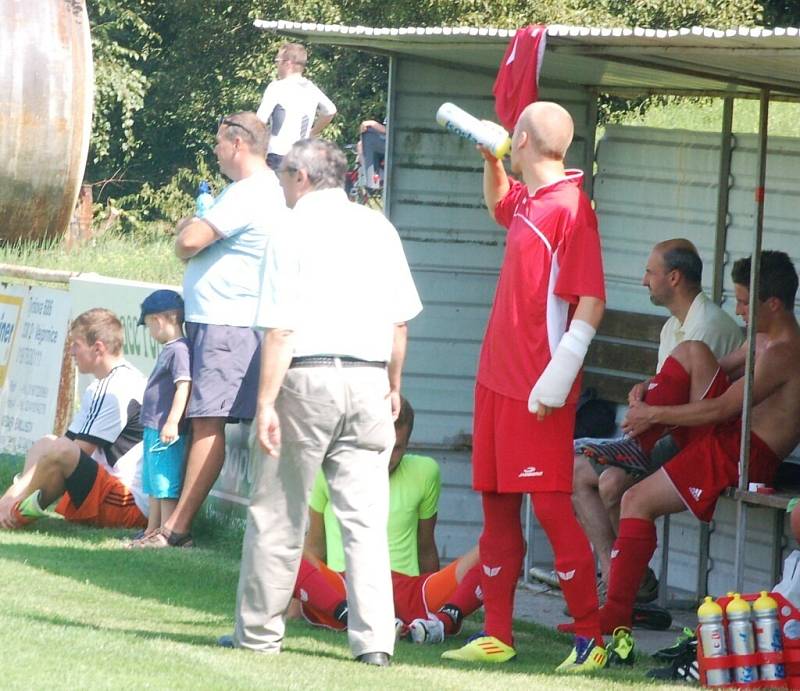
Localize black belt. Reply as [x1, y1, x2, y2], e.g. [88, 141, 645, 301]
[289, 355, 387, 369]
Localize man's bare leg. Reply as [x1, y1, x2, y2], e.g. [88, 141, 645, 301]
[667, 340, 722, 401]
[597, 466, 638, 539]
[0, 437, 80, 528]
[572, 454, 616, 581]
[453, 546, 480, 581]
[162, 416, 226, 536]
[622, 470, 686, 522]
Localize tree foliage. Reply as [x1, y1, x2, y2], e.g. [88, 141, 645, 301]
[83, 0, 792, 228]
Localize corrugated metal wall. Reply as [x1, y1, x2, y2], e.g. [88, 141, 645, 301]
[596, 125, 726, 314]
[391, 57, 593, 559]
[596, 124, 800, 315]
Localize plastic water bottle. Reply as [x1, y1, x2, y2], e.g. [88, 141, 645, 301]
[753, 590, 785, 681]
[435, 102, 511, 159]
[195, 180, 214, 218]
[726, 593, 759, 684]
[697, 596, 731, 687]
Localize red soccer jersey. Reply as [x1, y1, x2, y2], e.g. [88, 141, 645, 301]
[476, 171, 605, 402]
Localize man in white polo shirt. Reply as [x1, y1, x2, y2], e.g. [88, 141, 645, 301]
[256, 42, 337, 171]
[223, 139, 421, 667]
[568, 238, 743, 602]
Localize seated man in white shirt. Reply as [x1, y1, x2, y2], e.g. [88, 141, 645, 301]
[256, 42, 337, 171]
[565, 239, 743, 603]
[0, 308, 148, 530]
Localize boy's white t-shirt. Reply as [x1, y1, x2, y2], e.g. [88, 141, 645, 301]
[67, 361, 148, 514]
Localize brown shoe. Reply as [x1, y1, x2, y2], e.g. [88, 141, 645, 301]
[635, 567, 659, 604]
[129, 527, 194, 549]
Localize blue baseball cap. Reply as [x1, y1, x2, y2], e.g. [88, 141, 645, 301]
[138, 289, 184, 325]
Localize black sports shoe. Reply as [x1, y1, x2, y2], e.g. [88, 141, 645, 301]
[647, 639, 698, 681]
[654, 627, 697, 661]
[632, 603, 672, 630]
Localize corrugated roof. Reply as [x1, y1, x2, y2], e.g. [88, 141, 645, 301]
[253, 20, 800, 98]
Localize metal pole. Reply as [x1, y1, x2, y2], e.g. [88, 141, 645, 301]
[382, 55, 397, 220]
[734, 89, 769, 592]
[584, 88, 598, 200]
[712, 97, 734, 304]
[523, 499, 533, 584]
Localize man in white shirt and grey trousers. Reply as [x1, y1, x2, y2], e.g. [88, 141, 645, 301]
[224, 139, 422, 666]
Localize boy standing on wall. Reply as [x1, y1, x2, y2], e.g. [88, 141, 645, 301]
[130, 290, 192, 547]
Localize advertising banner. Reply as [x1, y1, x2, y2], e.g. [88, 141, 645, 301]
[69, 274, 253, 520]
[0, 284, 71, 456]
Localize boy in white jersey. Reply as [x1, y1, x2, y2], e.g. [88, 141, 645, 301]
[0, 308, 147, 530]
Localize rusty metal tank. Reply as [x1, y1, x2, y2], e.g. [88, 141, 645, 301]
[0, 0, 93, 243]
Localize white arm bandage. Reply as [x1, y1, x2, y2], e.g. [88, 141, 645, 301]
[528, 319, 596, 414]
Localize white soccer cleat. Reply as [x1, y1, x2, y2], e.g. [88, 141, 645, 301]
[409, 617, 445, 644]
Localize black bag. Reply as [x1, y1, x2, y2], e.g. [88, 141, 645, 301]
[574, 387, 617, 439]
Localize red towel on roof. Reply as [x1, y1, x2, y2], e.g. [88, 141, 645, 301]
[493, 25, 547, 131]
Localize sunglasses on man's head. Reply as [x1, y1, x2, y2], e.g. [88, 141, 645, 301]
[218, 117, 254, 139]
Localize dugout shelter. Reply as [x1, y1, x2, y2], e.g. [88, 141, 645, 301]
[255, 20, 800, 600]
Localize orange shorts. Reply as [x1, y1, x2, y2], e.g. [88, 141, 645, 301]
[392, 559, 460, 623]
[55, 453, 146, 529]
[299, 559, 461, 629]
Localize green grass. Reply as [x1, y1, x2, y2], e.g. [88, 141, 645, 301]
[0, 462, 675, 690]
[611, 96, 800, 137]
[0, 229, 183, 286]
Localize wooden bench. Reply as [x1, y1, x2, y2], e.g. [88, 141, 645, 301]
[721, 486, 800, 586]
[583, 308, 665, 406]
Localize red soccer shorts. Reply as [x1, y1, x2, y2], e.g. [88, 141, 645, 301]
[473, 383, 575, 493]
[668, 366, 731, 450]
[662, 420, 780, 522]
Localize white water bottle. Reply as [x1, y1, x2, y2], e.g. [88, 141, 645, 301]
[436, 102, 511, 158]
[697, 596, 731, 687]
[196, 180, 214, 218]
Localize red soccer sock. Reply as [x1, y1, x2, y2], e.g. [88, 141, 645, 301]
[479, 491, 525, 647]
[434, 563, 483, 635]
[533, 492, 603, 644]
[604, 518, 658, 629]
[294, 557, 347, 618]
[636, 356, 692, 452]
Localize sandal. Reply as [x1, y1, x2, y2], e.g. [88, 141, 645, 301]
[128, 527, 194, 549]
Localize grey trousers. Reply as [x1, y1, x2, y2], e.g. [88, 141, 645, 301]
[233, 363, 396, 657]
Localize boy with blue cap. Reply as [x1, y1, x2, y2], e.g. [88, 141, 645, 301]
[130, 289, 192, 547]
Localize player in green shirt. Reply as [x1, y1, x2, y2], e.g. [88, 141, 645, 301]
[292, 397, 482, 643]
